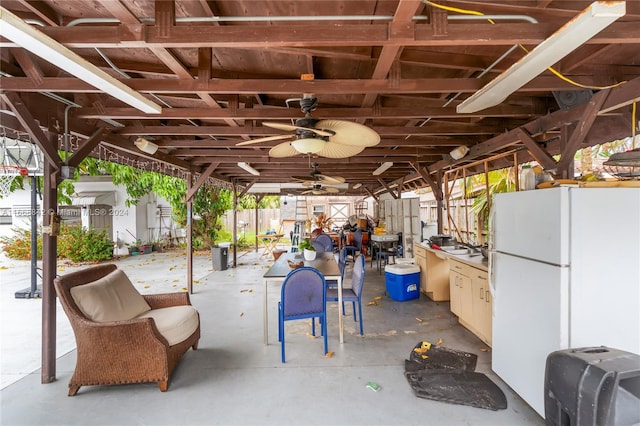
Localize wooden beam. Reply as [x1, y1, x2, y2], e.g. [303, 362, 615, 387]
[0, 93, 60, 169]
[186, 162, 219, 201]
[33, 21, 640, 48]
[377, 178, 398, 199]
[515, 127, 557, 170]
[364, 186, 378, 201]
[67, 128, 111, 167]
[557, 88, 611, 172]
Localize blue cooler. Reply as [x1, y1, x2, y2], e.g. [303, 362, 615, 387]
[385, 264, 420, 301]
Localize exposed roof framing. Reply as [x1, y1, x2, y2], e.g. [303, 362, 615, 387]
[1, 0, 639, 196]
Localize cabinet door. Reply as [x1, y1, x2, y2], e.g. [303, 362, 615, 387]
[458, 273, 473, 323]
[449, 272, 461, 316]
[471, 270, 491, 344]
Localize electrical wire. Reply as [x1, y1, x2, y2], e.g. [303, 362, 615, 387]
[423, 0, 627, 91]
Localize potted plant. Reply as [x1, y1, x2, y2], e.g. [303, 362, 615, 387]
[299, 238, 316, 261]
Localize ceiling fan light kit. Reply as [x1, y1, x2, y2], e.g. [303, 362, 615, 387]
[237, 95, 380, 159]
[372, 162, 393, 175]
[134, 137, 159, 155]
[290, 138, 326, 155]
[456, 1, 625, 113]
[237, 162, 260, 176]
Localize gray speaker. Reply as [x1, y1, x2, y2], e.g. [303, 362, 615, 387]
[552, 90, 592, 111]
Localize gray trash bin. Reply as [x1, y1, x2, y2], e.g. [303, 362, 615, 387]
[545, 346, 640, 426]
[211, 245, 229, 271]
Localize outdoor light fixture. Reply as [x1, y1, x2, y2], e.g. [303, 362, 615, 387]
[134, 137, 158, 155]
[457, 1, 626, 114]
[290, 138, 325, 155]
[372, 162, 393, 176]
[450, 145, 470, 160]
[237, 162, 260, 176]
[0, 6, 162, 114]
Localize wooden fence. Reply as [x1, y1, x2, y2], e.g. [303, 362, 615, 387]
[221, 208, 281, 235]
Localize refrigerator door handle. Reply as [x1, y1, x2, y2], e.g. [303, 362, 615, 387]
[488, 250, 496, 297]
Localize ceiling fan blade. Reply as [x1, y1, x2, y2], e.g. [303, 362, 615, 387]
[268, 142, 299, 158]
[236, 134, 293, 146]
[316, 174, 345, 184]
[263, 122, 334, 137]
[301, 189, 314, 195]
[316, 120, 381, 147]
[316, 142, 365, 159]
[324, 187, 340, 193]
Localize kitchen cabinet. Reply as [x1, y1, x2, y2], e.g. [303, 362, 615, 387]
[449, 259, 492, 346]
[449, 260, 472, 320]
[414, 243, 450, 301]
[470, 269, 492, 346]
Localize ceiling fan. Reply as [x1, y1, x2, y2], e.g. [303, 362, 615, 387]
[301, 183, 340, 195]
[236, 94, 380, 158]
[291, 162, 345, 185]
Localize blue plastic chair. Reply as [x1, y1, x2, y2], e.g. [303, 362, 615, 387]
[326, 247, 348, 289]
[313, 233, 333, 252]
[327, 254, 366, 335]
[278, 267, 328, 363]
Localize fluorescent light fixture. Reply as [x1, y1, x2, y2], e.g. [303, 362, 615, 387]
[352, 183, 362, 189]
[0, 7, 162, 114]
[134, 137, 158, 155]
[291, 138, 325, 154]
[457, 1, 625, 113]
[237, 162, 260, 176]
[372, 162, 393, 176]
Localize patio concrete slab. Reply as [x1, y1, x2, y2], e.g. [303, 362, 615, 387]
[1, 248, 544, 425]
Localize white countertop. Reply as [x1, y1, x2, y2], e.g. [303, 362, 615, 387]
[415, 241, 488, 271]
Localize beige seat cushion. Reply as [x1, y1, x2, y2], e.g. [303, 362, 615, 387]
[70, 269, 151, 322]
[136, 306, 199, 346]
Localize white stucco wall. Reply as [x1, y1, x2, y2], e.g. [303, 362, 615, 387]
[0, 176, 177, 255]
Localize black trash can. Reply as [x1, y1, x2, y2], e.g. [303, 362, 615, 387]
[544, 346, 640, 426]
[211, 245, 229, 271]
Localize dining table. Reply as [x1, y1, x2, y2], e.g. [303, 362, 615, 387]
[262, 251, 344, 345]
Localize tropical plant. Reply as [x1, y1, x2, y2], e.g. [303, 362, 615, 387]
[298, 238, 315, 252]
[461, 167, 516, 241]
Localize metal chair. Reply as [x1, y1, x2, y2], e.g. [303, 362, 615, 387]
[313, 233, 333, 252]
[278, 267, 328, 363]
[343, 230, 362, 264]
[326, 254, 366, 335]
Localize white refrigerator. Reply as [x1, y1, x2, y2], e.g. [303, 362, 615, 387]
[489, 187, 640, 417]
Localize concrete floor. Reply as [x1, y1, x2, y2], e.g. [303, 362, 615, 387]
[0, 247, 544, 426]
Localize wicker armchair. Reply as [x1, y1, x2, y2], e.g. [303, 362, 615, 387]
[54, 264, 200, 396]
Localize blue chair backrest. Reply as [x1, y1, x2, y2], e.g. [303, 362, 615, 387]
[314, 234, 333, 252]
[351, 254, 366, 297]
[353, 230, 363, 250]
[338, 247, 347, 275]
[281, 267, 326, 318]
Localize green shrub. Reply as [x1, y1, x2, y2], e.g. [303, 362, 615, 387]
[0, 228, 42, 260]
[1, 225, 113, 262]
[58, 225, 113, 262]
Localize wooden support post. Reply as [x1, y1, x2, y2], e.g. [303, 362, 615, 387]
[41, 160, 58, 383]
[186, 172, 193, 294]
